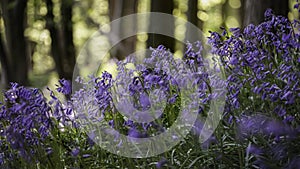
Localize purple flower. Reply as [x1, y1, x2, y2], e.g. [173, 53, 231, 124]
[82, 154, 91, 158]
[247, 144, 263, 156]
[156, 157, 168, 168]
[56, 79, 72, 95]
[168, 94, 177, 104]
[238, 113, 296, 140]
[0, 84, 54, 163]
[0, 153, 4, 165]
[127, 127, 148, 138]
[48, 87, 75, 127]
[287, 157, 300, 169]
[71, 148, 80, 157]
[230, 27, 241, 37]
[94, 72, 113, 112]
[138, 92, 150, 110]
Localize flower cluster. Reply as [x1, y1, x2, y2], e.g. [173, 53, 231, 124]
[56, 78, 72, 96]
[48, 82, 74, 127]
[209, 8, 300, 119]
[71, 73, 114, 129]
[0, 5, 299, 169]
[0, 83, 52, 161]
[207, 8, 300, 168]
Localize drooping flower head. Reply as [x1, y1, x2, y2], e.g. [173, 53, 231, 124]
[0, 83, 52, 160]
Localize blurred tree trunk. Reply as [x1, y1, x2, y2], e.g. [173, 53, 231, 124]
[108, 0, 138, 60]
[0, 0, 29, 86]
[0, 35, 10, 88]
[242, 0, 289, 27]
[222, 0, 229, 28]
[60, 0, 76, 80]
[187, 0, 200, 29]
[45, 0, 76, 80]
[45, 0, 64, 79]
[147, 0, 175, 52]
[185, 0, 201, 47]
[186, 0, 201, 34]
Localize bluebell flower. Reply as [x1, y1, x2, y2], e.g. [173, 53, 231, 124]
[0, 152, 4, 165]
[156, 157, 168, 168]
[0, 83, 53, 162]
[71, 147, 80, 157]
[287, 157, 300, 169]
[56, 79, 72, 95]
[247, 144, 263, 156]
[82, 154, 91, 158]
[139, 92, 151, 110]
[127, 127, 148, 138]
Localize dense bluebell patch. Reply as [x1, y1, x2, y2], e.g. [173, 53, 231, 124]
[0, 6, 300, 169]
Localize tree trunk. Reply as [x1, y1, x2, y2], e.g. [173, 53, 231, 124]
[222, 0, 229, 28]
[45, 0, 64, 78]
[108, 0, 138, 60]
[60, 0, 76, 80]
[0, 0, 29, 86]
[242, 0, 289, 27]
[147, 0, 175, 52]
[0, 35, 10, 88]
[185, 0, 201, 43]
[187, 0, 199, 28]
[45, 0, 76, 80]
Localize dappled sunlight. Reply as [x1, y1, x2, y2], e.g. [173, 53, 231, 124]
[0, 0, 299, 168]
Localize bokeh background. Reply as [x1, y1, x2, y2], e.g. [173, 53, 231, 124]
[0, 0, 299, 99]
